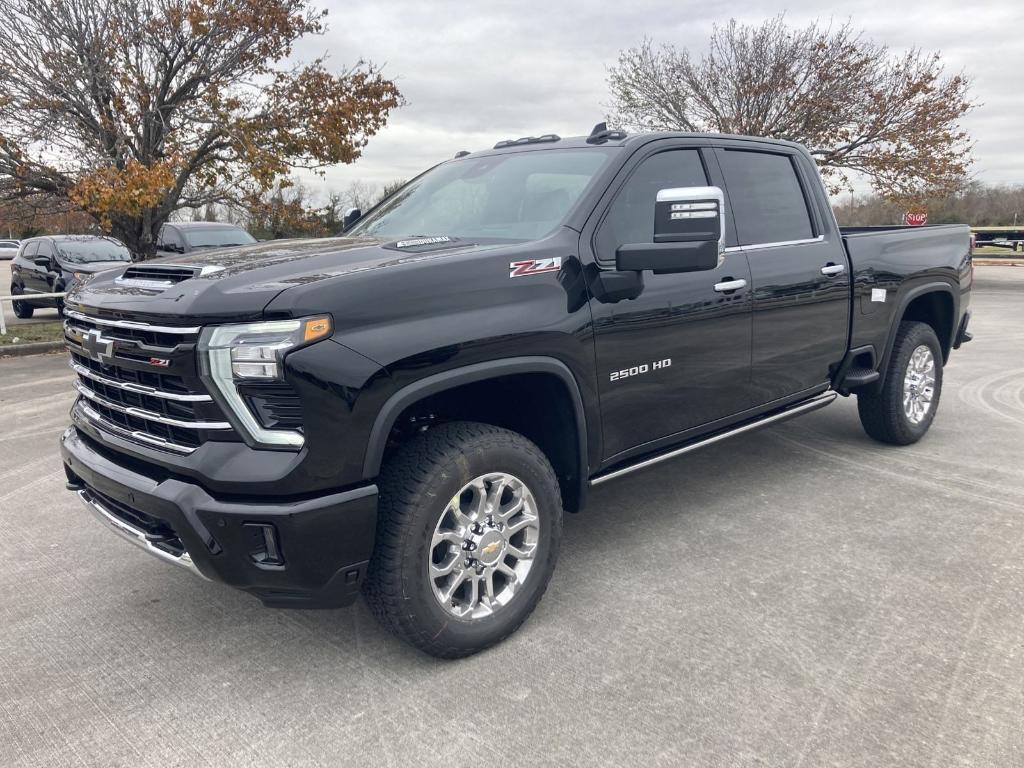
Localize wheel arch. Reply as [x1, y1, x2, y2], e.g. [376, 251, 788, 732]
[363, 357, 590, 512]
[878, 282, 957, 386]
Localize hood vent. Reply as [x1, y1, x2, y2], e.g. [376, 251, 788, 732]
[117, 264, 224, 289]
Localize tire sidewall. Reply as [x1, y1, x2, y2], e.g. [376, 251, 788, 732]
[11, 284, 32, 319]
[396, 437, 562, 650]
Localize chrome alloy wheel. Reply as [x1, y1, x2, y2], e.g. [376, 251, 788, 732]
[903, 344, 936, 425]
[428, 472, 540, 619]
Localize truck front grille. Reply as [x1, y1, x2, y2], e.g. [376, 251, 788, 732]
[64, 308, 236, 454]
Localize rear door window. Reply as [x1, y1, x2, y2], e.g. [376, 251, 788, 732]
[718, 150, 814, 246]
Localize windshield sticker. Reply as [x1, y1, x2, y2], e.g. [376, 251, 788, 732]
[394, 236, 453, 249]
[509, 257, 562, 278]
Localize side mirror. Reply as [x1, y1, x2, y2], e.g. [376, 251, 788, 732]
[616, 186, 724, 274]
[342, 207, 362, 232]
[34, 255, 52, 269]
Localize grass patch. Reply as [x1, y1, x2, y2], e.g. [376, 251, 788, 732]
[974, 245, 1022, 256]
[0, 320, 65, 347]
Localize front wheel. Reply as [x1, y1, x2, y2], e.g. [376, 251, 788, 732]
[363, 422, 562, 658]
[857, 320, 943, 445]
[11, 285, 34, 319]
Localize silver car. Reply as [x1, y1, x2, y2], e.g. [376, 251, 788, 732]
[0, 239, 20, 260]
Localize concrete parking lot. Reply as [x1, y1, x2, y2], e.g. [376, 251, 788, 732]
[1, 267, 1022, 767]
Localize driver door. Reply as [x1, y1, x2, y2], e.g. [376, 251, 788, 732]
[584, 144, 755, 462]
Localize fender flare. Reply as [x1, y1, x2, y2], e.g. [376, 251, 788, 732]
[361, 356, 590, 482]
[878, 280, 958, 381]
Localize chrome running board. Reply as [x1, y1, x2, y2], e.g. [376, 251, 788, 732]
[590, 391, 837, 486]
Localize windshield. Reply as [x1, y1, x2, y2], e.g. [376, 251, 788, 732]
[56, 239, 132, 263]
[183, 226, 257, 248]
[349, 148, 617, 241]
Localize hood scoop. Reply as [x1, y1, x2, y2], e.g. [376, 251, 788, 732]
[116, 263, 224, 290]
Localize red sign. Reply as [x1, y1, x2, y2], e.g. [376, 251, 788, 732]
[904, 211, 928, 227]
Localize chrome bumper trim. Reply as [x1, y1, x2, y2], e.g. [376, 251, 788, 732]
[78, 490, 208, 580]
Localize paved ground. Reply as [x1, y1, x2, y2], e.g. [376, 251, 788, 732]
[1, 267, 1022, 767]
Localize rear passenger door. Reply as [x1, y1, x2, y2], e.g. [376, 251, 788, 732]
[716, 146, 850, 403]
[23, 240, 55, 295]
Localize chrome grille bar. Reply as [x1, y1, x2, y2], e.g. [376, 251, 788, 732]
[77, 402, 197, 454]
[65, 309, 200, 335]
[69, 360, 212, 402]
[74, 381, 231, 430]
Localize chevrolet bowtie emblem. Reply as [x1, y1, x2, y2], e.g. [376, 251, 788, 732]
[81, 328, 114, 363]
[481, 541, 501, 557]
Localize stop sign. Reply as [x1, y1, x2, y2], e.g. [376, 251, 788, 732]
[905, 211, 928, 226]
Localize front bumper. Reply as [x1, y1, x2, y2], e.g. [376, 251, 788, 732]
[61, 426, 378, 608]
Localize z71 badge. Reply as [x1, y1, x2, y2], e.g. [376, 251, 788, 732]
[509, 257, 562, 278]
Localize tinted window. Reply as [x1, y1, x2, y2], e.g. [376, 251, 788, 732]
[56, 238, 132, 263]
[595, 149, 708, 261]
[350, 149, 616, 242]
[36, 241, 55, 258]
[159, 226, 185, 251]
[181, 226, 256, 248]
[21, 241, 38, 258]
[718, 150, 813, 245]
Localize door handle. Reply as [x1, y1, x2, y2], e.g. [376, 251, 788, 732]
[713, 278, 747, 293]
[821, 263, 846, 276]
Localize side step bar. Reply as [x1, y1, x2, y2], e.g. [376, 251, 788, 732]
[590, 391, 837, 486]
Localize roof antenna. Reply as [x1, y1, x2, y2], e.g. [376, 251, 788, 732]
[586, 121, 626, 145]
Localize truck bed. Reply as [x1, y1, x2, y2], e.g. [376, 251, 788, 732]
[841, 224, 972, 371]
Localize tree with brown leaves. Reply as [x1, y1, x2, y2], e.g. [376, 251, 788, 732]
[607, 17, 975, 201]
[0, 0, 402, 257]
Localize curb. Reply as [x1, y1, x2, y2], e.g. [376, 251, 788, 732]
[0, 340, 66, 358]
[974, 258, 1023, 267]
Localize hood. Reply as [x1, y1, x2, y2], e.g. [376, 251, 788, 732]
[61, 259, 132, 274]
[65, 235, 489, 324]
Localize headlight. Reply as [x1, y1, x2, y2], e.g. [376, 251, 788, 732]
[199, 316, 332, 449]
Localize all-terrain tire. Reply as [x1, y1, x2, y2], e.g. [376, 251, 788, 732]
[363, 421, 563, 658]
[857, 320, 943, 445]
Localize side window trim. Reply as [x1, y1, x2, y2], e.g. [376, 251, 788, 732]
[590, 143, 713, 267]
[713, 146, 817, 249]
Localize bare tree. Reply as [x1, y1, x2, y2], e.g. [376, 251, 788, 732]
[607, 17, 975, 200]
[0, 0, 402, 257]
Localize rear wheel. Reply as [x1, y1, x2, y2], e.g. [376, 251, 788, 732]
[363, 421, 562, 658]
[11, 285, 34, 319]
[857, 321, 943, 445]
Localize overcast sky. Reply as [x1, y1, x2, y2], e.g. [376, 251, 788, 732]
[292, 0, 1024, 200]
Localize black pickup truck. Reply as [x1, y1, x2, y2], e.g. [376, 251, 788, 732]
[60, 127, 972, 657]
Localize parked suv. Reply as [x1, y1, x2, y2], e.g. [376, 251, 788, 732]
[60, 127, 972, 657]
[157, 222, 256, 255]
[10, 235, 131, 318]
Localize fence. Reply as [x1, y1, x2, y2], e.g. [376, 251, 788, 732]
[0, 292, 66, 335]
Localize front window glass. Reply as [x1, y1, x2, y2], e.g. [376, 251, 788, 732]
[56, 238, 131, 263]
[349, 148, 617, 241]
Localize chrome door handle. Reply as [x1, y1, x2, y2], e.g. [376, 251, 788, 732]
[821, 264, 846, 276]
[713, 279, 747, 293]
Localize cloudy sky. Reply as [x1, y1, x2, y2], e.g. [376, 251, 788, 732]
[293, 0, 1023, 200]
